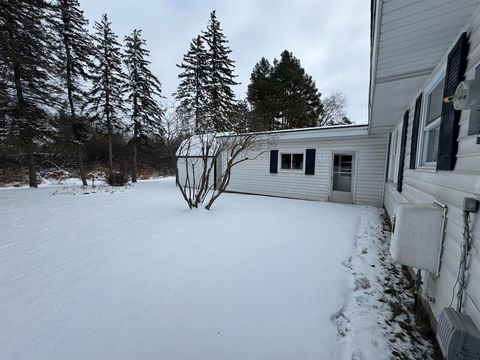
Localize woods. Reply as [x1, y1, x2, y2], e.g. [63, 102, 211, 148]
[0, 2, 354, 188]
[0, 1, 166, 187]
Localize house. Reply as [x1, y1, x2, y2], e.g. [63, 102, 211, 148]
[222, 125, 388, 206]
[177, 0, 480, 343]
[370, 0, 480, 336]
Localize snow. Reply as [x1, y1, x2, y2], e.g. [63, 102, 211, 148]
[0, 178, 436, 359]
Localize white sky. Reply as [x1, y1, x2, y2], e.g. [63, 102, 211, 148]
[82, 0, 370, 124]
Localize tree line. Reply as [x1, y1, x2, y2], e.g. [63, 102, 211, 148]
[0, 2, 352, 188]
[0, 0, 163, 187]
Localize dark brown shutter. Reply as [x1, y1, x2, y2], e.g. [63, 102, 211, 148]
[270, 150, 278, 173]
[397, 110, 409, 193]
[437, 32, 468, 170]
[409, 94, 423, 169]
[305, 149, 315, 175]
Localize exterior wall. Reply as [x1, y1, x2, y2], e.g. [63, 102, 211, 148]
[384, 6, 480, 328]
[226, 134, 388, 207]
[177, 157, 216, 189]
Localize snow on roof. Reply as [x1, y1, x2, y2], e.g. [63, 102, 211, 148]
[177, 124, 371, 157]
[215, 124, 368, 137]
[214, 124, 369, 140]
[176, 133, 218, 157]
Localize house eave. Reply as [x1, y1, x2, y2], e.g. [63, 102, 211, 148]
[368, 0, 480, 135]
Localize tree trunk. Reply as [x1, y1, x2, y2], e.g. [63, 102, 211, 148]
[27, 142, 37, 188]
[7, 24, 37, 188]
[132, 137, 137, 182]
[61, 5, 87, 186]
[131, 94, 138, 183]
[107, 123, 113, 177]
[77, 146, 87, 186]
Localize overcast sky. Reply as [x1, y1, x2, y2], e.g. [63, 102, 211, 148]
[82, 0, 370, 124]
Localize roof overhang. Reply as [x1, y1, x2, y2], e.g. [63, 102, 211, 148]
[215, 125, 370, 141]
[369, 0, 480, 134]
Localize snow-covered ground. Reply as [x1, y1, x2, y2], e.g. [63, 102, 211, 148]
[0, 178, 436, 359]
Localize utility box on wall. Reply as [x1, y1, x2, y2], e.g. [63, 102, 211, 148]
[390, 204, 445, 274]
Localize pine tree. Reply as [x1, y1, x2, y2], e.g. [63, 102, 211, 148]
[54, 0, 93, 186]
[0, 0, 59, 187]
[202, 11, 239, 132]
[271, 50, 322, 129]
[85, 14, 126, 177]
[175, 35, 208, 133]
[123, 29, 163, 182]
[246, 57, 274, 131]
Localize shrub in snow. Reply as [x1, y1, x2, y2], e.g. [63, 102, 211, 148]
[107, 171, 129, 186]
[176, 132, 274, 210]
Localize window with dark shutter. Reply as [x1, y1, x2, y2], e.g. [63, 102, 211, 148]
[269, 150, 278, 173]
[437, 32, 468, 171]
[397, 110, 409, 192]
[305, 149, 315, 175]
[409, 94, 423, 169]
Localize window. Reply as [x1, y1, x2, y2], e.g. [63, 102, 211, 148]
[280, 153, 304, 170]
[332, 154, 353, 192]
[420, 77, 445, 166]
[388, 129, 399, 182]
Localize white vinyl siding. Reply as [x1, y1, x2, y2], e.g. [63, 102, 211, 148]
[384, 4, 480, 329]
[226, 135, 388, 207]
[177, 157, 215, 189]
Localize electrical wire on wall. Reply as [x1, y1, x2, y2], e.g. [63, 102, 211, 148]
[447, 203, 476, 313]
[456, 210, 474, 312]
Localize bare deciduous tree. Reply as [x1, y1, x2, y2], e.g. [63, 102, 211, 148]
[175, 130, 272, 210]
[319, 91, 352, 126]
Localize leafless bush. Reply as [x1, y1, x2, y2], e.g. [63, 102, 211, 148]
[176, 131, 273, 210]
[107, 171, 129, 186]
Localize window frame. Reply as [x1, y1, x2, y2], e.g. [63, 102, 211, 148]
[417, 70, 446, 169]
[279, 151, 305, 172]
[388, 128, 399, 182]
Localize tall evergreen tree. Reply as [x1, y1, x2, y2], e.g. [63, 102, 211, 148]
[202, 10, 239, 132]
[123, 29, 163, 182]
[85, 14, 126, 177]
[271, 50, 322, 129]
[246, 57, 274, 131]
[54, 0, 93, 186]
[0, 0, 59, 187]
[246, 51, 323, 130]
[175, 35, 208, 132]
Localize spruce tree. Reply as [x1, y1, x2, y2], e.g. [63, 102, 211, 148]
[123, 29, 163, 182]
[202, 11, 239, 132]
[175, 35, 209, 133]
[271, 50, 322, 129]
[85, 14, 126, 178]
[0, 0, 59, 187]
[246, 57, 274, 131]
[54, 0, 93, 186]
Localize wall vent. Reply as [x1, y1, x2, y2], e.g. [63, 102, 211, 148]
[437, 308, 480, 359]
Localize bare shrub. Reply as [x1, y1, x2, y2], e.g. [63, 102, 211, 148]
[107, 171, 129, 186]
[176, 132, 273, 210]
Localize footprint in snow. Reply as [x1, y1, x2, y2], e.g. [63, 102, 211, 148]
[354, 275, 371, 291]
[351, 349, 365, 360]
[330, 304, 350, 337]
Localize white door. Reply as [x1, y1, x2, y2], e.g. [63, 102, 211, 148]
[330, 153, 355, 204]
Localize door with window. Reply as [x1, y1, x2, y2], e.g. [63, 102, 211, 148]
[330, 153, 355, 204]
